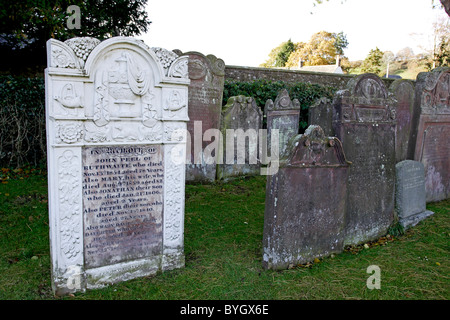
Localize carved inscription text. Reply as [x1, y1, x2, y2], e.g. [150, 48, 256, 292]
[82, 145, 164, 268]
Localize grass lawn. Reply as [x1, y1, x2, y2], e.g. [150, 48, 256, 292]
[0, 172, 448, 300]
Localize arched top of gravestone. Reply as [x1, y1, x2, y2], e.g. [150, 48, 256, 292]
[84, 37, 165, 83]
[281, 125, 350, 167]
[389, 79, 415, 110]
[333, 73, 396, 122]
[47, 36, 189, 85]
[395, 159, 424, 171]
[177, 50, 226, 79]
[46, 36, 190, 128]
[416, 67, 450, 115]
[310, 97, 332, 108]
[346, 73, 388, 101]
[264, 89, 300, 113]
[389, 79, 415, 98]
[222, 95, 263, 118]
[418, 66, 450, 91]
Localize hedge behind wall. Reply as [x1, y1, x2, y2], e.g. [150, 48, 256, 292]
[223, 79, 337, 130]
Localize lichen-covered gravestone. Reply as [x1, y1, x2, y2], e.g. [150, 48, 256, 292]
[395, 160, 433, 229]
[45, 37, 190, 295]
[389, 79, 415, 162]
[263, 125, 350, 270]
[333, 73, 397, 245]
[408, 67, 450, 202]
[265, 89, 300, 157]
[217, 96, 263, 180]
[177, 51, 225, 183]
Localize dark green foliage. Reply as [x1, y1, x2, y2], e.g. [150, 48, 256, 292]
[388, 222, 405, 237]
[223, 79, 337, 131]
[0, 75, 46, 168]
[275, 39, 296, 67]
[0, 0, 151, 43]
[0, 0, 151, 73]
[333, 31, 349, 56]
[361, 47, 384, 75]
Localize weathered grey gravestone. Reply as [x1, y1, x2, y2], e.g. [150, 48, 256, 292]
[177, 51, 225, 183]
[395, 160, 434, 229]
[333, 73, 397, 245]
[46, 37, 190, 295]
[217, 96, 263, 180]
[408, 67, 450, 202]
[263, 125, 350, 270]
[389, 79, 415, 162]
[308, 97, 334, 136]
[265, 89, 300, 157]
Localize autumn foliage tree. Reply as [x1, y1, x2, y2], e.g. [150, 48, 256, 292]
[260, 39, 296, 67]
[261, 31, 348, 68]
[285, 31, 347, 67]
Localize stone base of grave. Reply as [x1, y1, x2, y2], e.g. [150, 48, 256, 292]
[52, 250, 185, 296]
[399, 210, 434, 230]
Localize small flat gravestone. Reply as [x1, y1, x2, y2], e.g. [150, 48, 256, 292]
[395, 160, 434, 229]
[265, 89, 300, 157]
[263, 125, 350, 270]
[217, 96, 263, 180]
[46, 37, 190, 295]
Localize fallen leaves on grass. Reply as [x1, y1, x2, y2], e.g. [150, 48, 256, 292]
[345, 234, 396, 254]
[0, 166, 46, 182]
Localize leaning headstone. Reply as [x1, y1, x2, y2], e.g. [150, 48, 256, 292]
[263, 125, 350, 270]
[265, 89, 300, 157]
[46, 37, 190, 295]
[217, 96, 263, 180]
[177, 51, 225, 183]
[395, 160, 434, 229]
[408, 67, 450, 202]
[389, 79, 415, 162]
[308, 97, 334, 136]
[333, 73, 397, 245]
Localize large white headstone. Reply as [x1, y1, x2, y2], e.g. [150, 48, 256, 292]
[45, 36, 190, 295]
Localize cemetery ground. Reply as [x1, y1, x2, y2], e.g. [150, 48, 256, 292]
[0, 169, 448, 300]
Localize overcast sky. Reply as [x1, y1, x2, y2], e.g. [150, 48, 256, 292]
[139, 0, 448, 67]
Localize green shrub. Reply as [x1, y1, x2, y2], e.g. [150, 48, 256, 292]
[0, 75, 46, 168]
[223, 79, 337, 131]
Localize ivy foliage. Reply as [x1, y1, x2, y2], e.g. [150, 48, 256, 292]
[223, 79, 337, 130]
